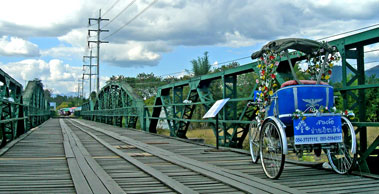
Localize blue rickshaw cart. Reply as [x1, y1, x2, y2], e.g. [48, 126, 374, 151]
[248, 38, 357, 179]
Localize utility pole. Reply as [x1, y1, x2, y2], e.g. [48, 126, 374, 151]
[81, 74, 84, 98]
[77, 81, 80, 98]
[83, 49, 96, 95]
[88, 9, 109, 93]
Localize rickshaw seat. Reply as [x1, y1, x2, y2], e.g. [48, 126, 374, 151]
[281, 80, 328, 88]
[267, 84, 334, 125]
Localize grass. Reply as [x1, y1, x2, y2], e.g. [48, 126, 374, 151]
[367, 127, 379, 148]
[157, 128, 217, 145]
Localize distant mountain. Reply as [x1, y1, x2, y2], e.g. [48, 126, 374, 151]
[330, 65, 378, 83]
[367, 65, 379, 77]
[51, 92, 78, 97]
[64, 92, 79, 97]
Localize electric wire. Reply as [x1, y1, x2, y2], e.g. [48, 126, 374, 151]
[316, 23, 379, 41]
[104, 0, 158, 40]
[365, 48, 379, 53]
[102, 16, 379, 79]
[215, 56, 251, 66]
[102, 0, 137, 29]
[102, 0, 122, 17]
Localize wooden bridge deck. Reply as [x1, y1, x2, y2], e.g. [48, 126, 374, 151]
[0, 118, 378, 194]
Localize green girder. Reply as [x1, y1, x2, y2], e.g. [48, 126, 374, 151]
[0, 72, 50, 148]
[81, 28, 379, 173]
[23, 80, 51, 130]
[81, 81, 145, 129]
[329, 27, 379, 173]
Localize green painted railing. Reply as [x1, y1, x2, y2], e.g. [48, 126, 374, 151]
[0, 72, 50, 148]
[81, 28, 379, 173]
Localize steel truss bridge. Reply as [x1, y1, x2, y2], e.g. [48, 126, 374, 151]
[0, 28, 378, 193]
[81, 27, 379, 174]
[0, 70, 50, 148]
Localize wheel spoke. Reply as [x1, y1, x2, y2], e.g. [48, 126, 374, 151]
[327, 117, 356, 174]
[260, 121, 284, 179]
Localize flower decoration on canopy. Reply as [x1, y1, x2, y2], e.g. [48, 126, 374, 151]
[298, 46, 340, 82]
[256, 50, 280, 120]
[292, 105, 355, 120]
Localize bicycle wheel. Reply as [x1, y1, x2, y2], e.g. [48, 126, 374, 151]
[260, 120, 285, 179]
[249, 120, 260, 163]
[327, 116, 356, 174]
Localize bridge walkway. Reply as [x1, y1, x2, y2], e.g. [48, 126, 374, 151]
[0, 118, 378, 194]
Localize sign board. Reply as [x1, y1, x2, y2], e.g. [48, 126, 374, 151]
[203, 98, 230, 118]
[293, 116, 342, 145]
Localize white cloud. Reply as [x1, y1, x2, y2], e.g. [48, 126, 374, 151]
[58, 28, 88, 48]
[101, 41, 164, 67]
[41, 46, 84, 59]
[220, 31, 261, 47]
[0, 36, 39, 57]
[0, 59, 82, 94]
[0, 0, 82, 28]
[1, 0, 379, 69]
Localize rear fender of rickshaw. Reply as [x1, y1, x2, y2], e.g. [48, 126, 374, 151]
[262, 116, 288, 154]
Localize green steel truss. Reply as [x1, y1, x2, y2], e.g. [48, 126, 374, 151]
[0, 71, 50, 148]
[23, 80, 51, 130]
[329, 27, 379, 173]
[146, 52, 301, 147]
[81, 28, 378, 172]
[0, 69, 25, 147]
[81, 81, 145, 128]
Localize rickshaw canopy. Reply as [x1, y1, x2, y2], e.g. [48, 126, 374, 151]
[251, 38, 334, 60]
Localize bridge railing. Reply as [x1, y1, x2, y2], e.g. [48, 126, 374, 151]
[329, 27, 379, 173]
[81, 28, 379, 173]
[0, 72, 50, 148]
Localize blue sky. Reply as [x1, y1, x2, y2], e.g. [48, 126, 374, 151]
[0, 0, 378, 95]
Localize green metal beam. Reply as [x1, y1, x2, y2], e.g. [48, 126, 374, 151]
[81, 81, 145, 129]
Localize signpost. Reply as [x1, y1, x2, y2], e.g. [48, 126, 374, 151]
[203, 98, 230, 149]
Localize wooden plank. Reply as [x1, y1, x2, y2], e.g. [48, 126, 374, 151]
[0, 119, 75, 193]
[0, 120, 48, 156]
[73, 119, 302, 194]
[60, 121, 93, 194]
[65, 126, 126, 194]
[67, 119, 197, 194]
[74, 119, 379, 194]
[60, 119, 125, 194]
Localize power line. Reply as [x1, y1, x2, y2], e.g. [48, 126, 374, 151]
[317, 23, 379, 41]
[158, 71, 188, 77]
[365, 48, 379, 53]
[215, 56, 251, 66]
[151, 47, 379, 79]
[102, 0, 137, 29]
[104, 23, 379, 81]
[102, 0, 121, 17]
[104, 0, 158, 40]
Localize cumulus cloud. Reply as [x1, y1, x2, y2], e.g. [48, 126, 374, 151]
[41, 46, 84, 59]
[0, 0, 98, 37]
[0, 36, 40, 57]
[101, 41, 169, 67]
[1, 0, 379, 69]
[58, 28, 88, 48]
[106, 0, 379, 45]
[0, 59, 82, 94]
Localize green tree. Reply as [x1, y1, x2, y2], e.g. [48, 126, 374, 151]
[191, 52, 211, 76]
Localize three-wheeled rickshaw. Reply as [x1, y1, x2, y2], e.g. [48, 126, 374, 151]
[248, 38, 356, 179]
